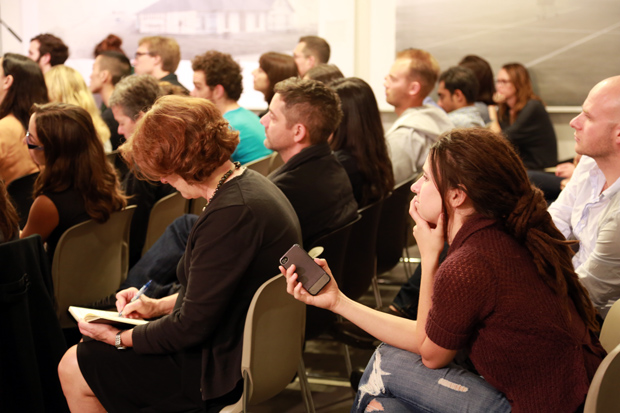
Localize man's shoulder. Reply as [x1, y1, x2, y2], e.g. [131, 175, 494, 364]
[448, 106, 485, 128]
[386, 105, 453, 139]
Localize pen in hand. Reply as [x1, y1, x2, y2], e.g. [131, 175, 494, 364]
[119, 280, 152, 317]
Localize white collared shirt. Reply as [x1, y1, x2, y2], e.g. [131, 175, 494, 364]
[548, 156, 620, 317]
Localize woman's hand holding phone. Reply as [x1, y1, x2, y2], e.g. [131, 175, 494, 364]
[281, 258, 342, 312]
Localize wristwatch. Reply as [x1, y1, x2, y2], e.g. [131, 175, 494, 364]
[115, 331, 127, 350]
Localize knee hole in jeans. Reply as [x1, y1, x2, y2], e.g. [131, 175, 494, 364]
[364, 398, 384, 412]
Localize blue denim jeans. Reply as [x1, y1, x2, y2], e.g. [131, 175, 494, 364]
[120, 214, 198, 297]
[352, 344, 511, 413]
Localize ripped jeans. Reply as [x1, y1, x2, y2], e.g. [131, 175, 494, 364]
[352, 343, 511, 413]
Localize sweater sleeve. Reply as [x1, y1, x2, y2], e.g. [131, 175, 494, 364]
[425, 250, 497, 350]
[132, 204, 262, 354]
[501, 100, 550, 146]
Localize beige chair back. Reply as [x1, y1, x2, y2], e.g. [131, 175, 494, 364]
[220, 274, 315, 412]
[268, 152, 284, 174]
[244, 155, 272, 176]
[52, 206, 136, 328]
[142, 192, 188, 255]
[600, 300, 620, 353]
[584, 343, 620, 412]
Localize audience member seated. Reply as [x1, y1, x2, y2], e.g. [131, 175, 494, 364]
[283, 128, 605, 412]
[436, 66, 485, 127]
[384, 49, 453, 184]
[108, 75, 175, 268]
[252, 51, 298, 117]
[133, 36, 187, 93]
[118, 78, 357, 305]
[488, 63, 557, 170]
[89, 51, 132, 150]
[45, 65, 113, 152]
[458, 54, 495, 124]
[329, 77, 394, 206]
[28, 33, 68, 74]
[548, 76, 620, 319]
[304, 63, 344, 84]
[0, 53, 48, 224]
[293, 35, 331, 77]
[57, 95, 302, 412]
[0, 180, 19, 243]
[191, 50, 272, 164]
[20, 103, 126, 264]
[93, 34, 125, 58]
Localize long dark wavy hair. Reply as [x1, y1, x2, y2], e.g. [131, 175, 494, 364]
[0, 53, 48, 129]
[330, 77, 394, 206]
[429, 128, 599, 333]
[497, 63, 542, 125]
[31, 103, 126, 222]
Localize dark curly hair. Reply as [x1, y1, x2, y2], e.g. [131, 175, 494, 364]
[192, 51, 243, 101]
[430, 128, 599, 333]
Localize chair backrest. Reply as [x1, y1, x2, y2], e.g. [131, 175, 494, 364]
[241, 274, 306, 405]
[244, 155, 273, 176]
[268, 152, 284, 174]
[584, 343, 620, 413]
[309, 214, 360, 281]
[189, 197, 208, 216]
[141, 192, 188, 255]
[600, 300, 620, 353]
[376, 176, 416, 275]
[52, 205, 136, 328]
[341, 199, 384, 301]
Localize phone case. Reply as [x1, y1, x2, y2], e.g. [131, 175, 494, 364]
[280, 244, 331, 295]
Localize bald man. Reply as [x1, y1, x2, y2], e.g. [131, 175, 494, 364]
[548, 76, 620, 319]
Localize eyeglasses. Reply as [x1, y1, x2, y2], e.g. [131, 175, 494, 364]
[495, 79, 512, 85]
[25, 131, 44, 151]
[135, 51, 155, 58]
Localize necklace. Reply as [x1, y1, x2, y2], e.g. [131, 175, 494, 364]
[207, 161, 241, 205]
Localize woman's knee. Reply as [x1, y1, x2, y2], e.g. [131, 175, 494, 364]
[365, 398, 384, 412]
[58, 345, 80, 386]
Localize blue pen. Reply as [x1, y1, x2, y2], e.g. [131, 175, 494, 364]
[119, 280, 152, 317]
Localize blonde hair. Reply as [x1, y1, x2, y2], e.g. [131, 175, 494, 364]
[44, 65, 111, 147]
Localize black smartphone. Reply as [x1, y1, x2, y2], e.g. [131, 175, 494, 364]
[280, 244, 331, 296]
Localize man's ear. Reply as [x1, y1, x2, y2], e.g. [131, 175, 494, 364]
[453, 89, 466, 105]
[213, 84, 226, 100]
[408, 80, 422, 97]
[100, 69, 112, 84]
[292, 123, 308, 144]
[135, 111, 145, 122]
[39, 53, 51, 67]
[152, 54, 163, 69]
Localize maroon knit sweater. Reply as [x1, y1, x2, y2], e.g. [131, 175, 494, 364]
[426, 215, 605, 413]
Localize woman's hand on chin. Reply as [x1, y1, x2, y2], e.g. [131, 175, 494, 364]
[282, 259, 343, 313]
[410, 196, 445, 262]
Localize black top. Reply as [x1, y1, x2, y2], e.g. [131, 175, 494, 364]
[101, 107, 124, 151]
[334, 148, 365, 207]
[132, 169, 301, 401]
[159, 73, 189, 94]
[43, 189, 90, 263]
[269, 142, 359, 247]
[499, 99, 557, 170]
[123, 171, 176, 268]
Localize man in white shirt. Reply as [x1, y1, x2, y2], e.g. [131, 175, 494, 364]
[548, 76, 620, 318]
[384, 49, 453, 184]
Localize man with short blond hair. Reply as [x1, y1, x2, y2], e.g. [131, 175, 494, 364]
[384, 48, 453, 183]
[134, 36, 187, 92]
[293, 35, 330, 77]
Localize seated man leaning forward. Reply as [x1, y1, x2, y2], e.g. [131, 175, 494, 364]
[436, 66, 485, 128]
[118, 78, 358, 298]
[57, 95, 302, 412]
